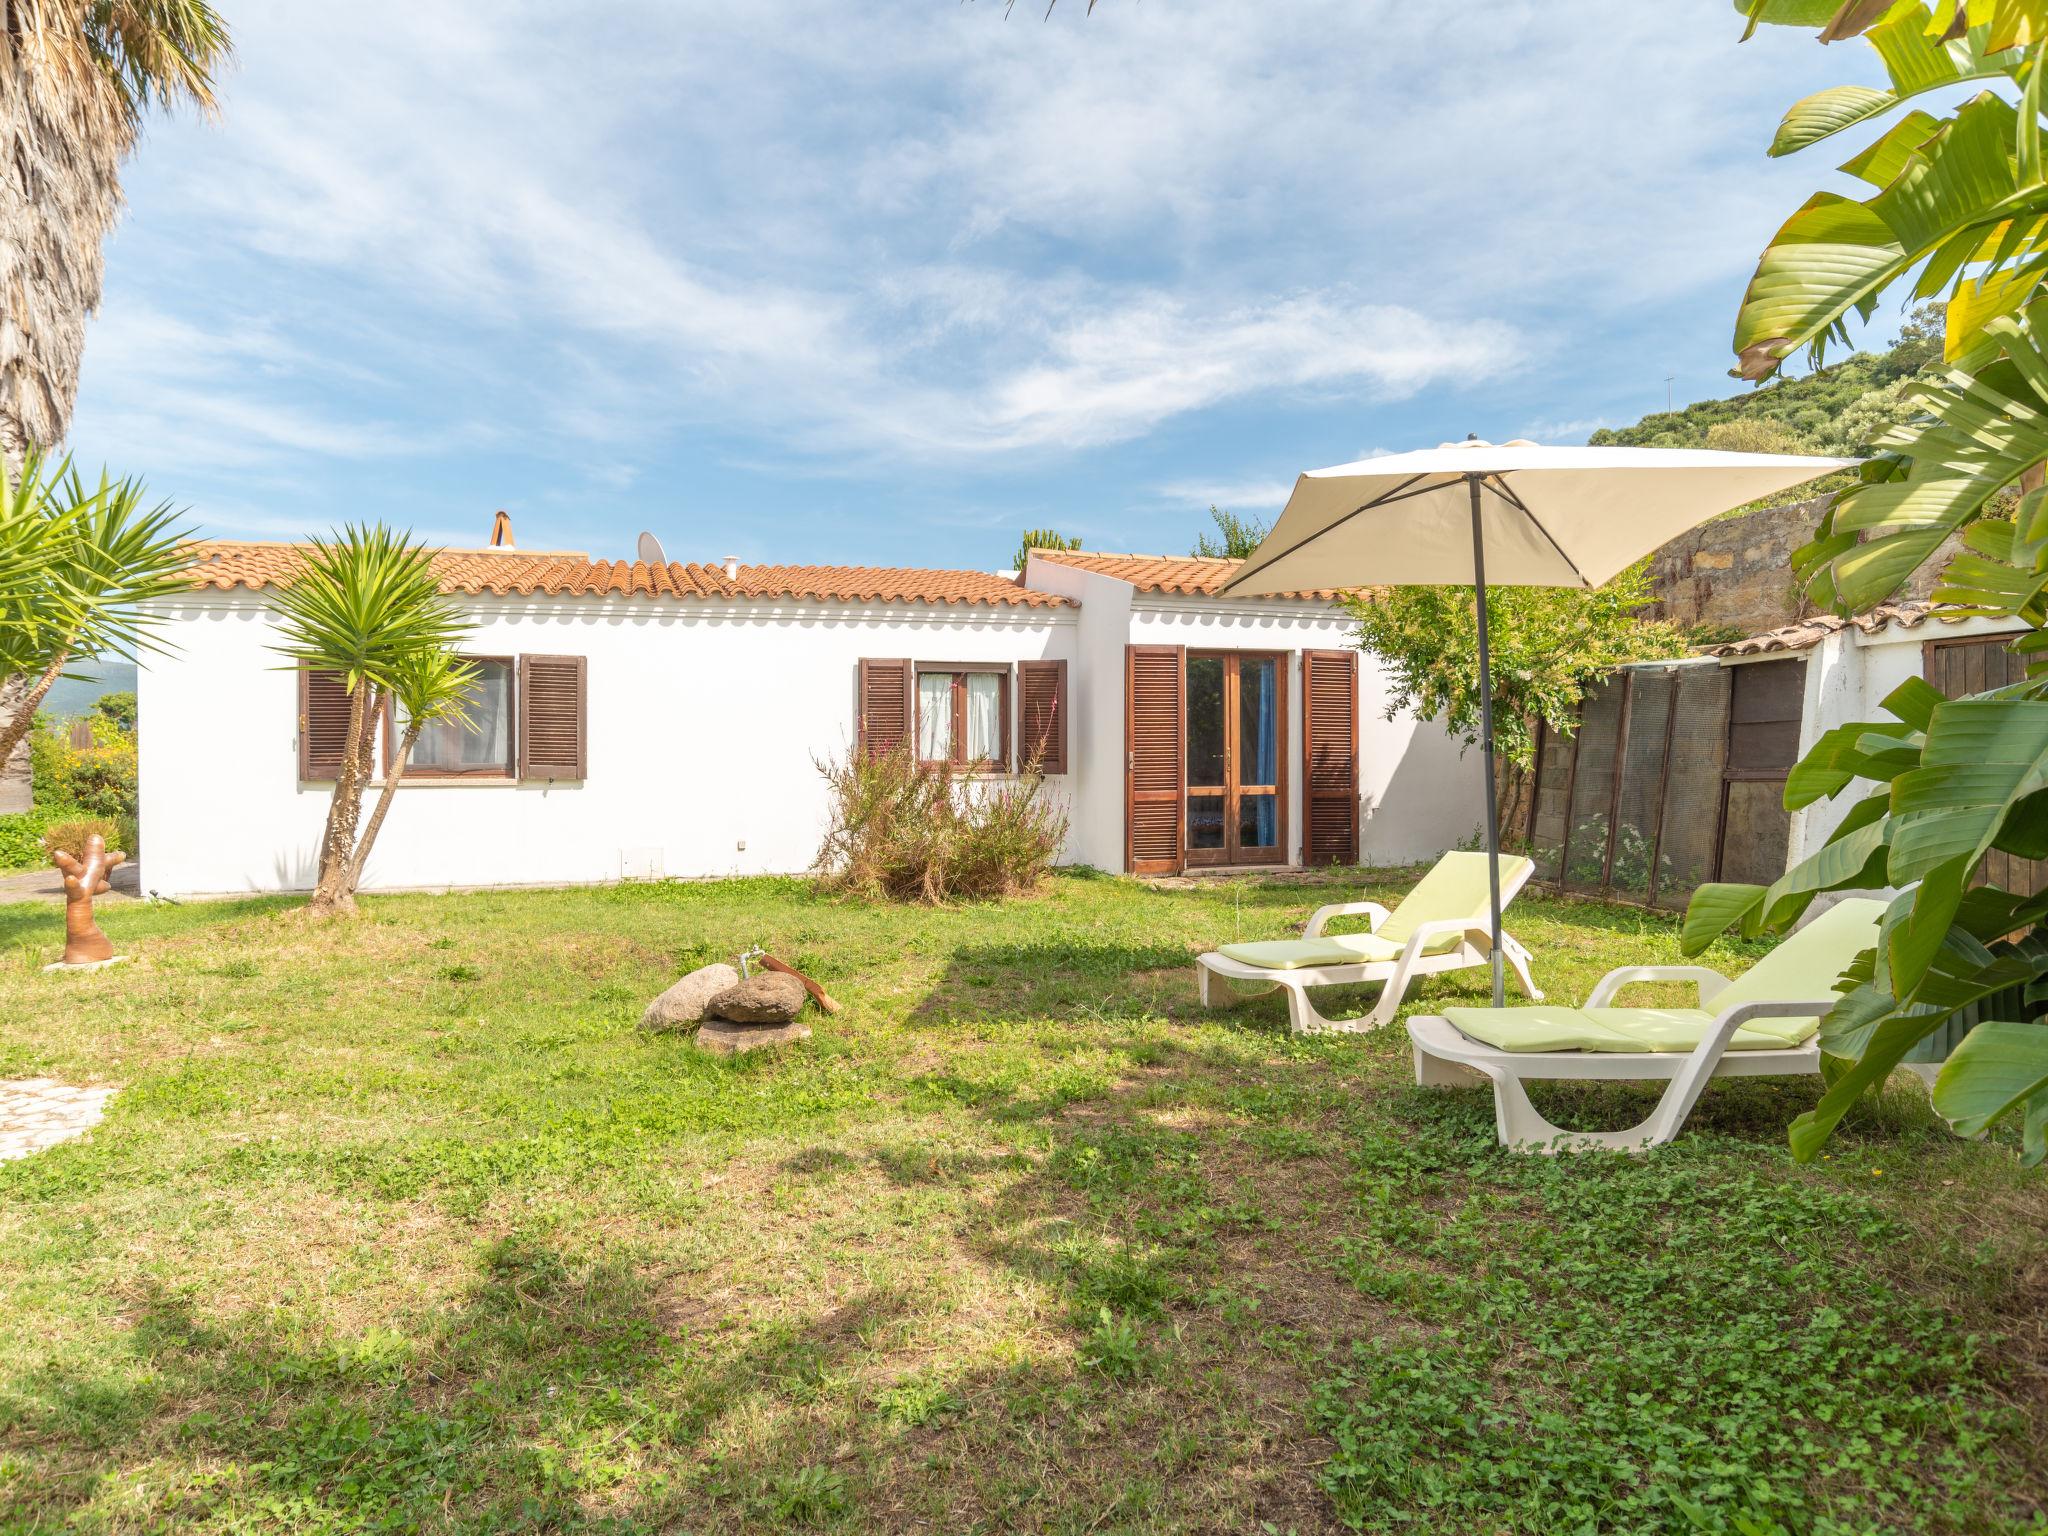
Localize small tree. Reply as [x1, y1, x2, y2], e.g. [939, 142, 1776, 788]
[0, 452, 190, 773]
[1192, 505, 1269, 560]
[1013, 528, 1081, 572]
[1347, 561, 1688, 839]
[267, 526, 473, 917]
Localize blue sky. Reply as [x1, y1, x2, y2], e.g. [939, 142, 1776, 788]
[66, 2, 1885, 569]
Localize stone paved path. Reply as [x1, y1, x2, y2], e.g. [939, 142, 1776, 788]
[0, 860, 140, 903]
[0, 1078, 116, 1161]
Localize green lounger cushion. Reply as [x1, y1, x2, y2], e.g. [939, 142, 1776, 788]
[1217, 930, 1462, 970]
[1376, 851, 1535, 946]
[1441, 898, 1886, 1056]
[1216, 849, 1536, 972]
[1444, 1005, 1820, 1054]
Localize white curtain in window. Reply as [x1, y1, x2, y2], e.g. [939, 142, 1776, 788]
[966, 672, 1002, 763]
[918, 672, 953, 761]
[406, 661, 512, 771]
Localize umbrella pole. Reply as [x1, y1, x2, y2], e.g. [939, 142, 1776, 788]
[1467, 472, 1505, 1008]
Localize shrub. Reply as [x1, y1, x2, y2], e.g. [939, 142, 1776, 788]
[41, 817, 124, 861]
[0, 809, 65, 870]
[28, 712, 138, 827]
[813, 744, 1067, 903]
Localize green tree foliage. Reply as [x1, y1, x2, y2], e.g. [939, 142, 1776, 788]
[1012, 528, 1081, 572]
[0, 452, 188, 775]
[1191, 505, 1270, 560]
[91, 689, 135, 731]
[1347, 563, 1687, 838]
[1685, 0, 2048, 1163]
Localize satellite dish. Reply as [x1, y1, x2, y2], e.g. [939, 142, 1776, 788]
[636, 530, 667, 565]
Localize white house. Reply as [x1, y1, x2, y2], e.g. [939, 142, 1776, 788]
[135, 537, 1484, 897]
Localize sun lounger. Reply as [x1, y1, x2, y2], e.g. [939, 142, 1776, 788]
[1406, 897, 1884, 1152]
[1195, 851, 1542, 1035]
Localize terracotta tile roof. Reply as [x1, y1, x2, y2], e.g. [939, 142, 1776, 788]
[1707, 601, 1985, 657]
[1032, 548, 1352, 601]
[181, 541, 1072, 608]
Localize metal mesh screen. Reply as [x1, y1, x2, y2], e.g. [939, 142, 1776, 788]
[1562, 677, 1625, 894]
[1610, 668, 1676, 902]
[1528, 720, 1576, 883]
[1651, 664, 1732, 910]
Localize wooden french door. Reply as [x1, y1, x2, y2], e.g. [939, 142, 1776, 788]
[1185, 651, 1288, 867]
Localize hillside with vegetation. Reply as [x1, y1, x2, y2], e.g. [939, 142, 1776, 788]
[1588, 307, 1943, 513]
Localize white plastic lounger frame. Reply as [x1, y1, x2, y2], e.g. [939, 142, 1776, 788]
[1195, 858, 1541, 1036]
[1408, 962, 1832, 1153]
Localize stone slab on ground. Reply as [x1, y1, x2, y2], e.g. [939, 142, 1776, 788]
[0, 1078, 116, 1161]
[695, 1018, 813, 1056]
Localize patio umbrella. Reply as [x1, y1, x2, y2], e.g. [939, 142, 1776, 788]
[1218, 438, 1853, 1006]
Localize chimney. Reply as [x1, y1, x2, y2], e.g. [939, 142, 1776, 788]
[722, 555, 739, 581]
[489, 509, 515, 548]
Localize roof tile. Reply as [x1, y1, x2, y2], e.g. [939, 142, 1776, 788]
[1706, 601, 1981, 657]
[1033, 548, 1351, 601]
[182, 541, 1071, 609]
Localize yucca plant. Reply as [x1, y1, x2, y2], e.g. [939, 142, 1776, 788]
[268, 525, 473, 916]
[1686, 0, 2048, 1162]
[0, 450, 191, 771]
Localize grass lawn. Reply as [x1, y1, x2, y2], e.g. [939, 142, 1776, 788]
[0, 870, 2042, 1534]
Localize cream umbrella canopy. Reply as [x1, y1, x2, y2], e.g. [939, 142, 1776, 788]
[1218, 438, 1854, 1006]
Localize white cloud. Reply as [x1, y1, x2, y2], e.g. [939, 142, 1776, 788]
[71, 0, 1873, 521]
[1154, 477, 1297, 512]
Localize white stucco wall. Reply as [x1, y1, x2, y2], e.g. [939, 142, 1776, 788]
[139, 564, 1493, 897]
[1784, 613, 2025, 870]
[139, 591, 1078, 896]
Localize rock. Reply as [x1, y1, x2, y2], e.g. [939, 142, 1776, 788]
[695, 1017, 813, 1056]
[641, 962, 740, 1031]
[707, 971, 808, 1024]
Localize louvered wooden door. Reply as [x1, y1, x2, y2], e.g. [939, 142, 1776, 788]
[1125, 645, 1185, 874]
[1302, 649, 1360, 866]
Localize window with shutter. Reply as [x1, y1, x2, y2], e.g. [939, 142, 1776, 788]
[298, 668, 353, 781]
[857, 658, 914, 758]
[1018, 659, 1068, 774]
[518, 654, 587, 780]
[1924, 635, 2045, 900]
[1125, 645, 1184, 874]
[1302, 649, 1359, 866]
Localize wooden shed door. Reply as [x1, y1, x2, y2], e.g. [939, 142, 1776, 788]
[1302, 649, 1360, 865]
[1126, 645, 1185, 874]
[1925, 635, 2048, 898]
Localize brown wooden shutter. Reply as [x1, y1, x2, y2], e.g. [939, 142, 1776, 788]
[1925, 636, 2046, 899]
[1125, 645, 1184, 874]
[298, 668, 352, 781]
[858, 658, 914, 758]
[1302, 649, 1360, 866]
[1018, 659, 1068, 774]
[518, 654, 587, 780]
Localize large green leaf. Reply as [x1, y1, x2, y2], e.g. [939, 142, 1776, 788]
[1735, 92, 2048, 379]
[1933, 1020, 2048, 1156]
[1681, 883, 1767, 955]
[1772, 9, 2021, 158]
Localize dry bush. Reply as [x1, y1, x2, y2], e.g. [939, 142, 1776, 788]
[813, 744, 1068, 902]
[41, 816, 124, 860]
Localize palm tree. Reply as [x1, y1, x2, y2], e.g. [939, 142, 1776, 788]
[341, 647, 478, 895]
[0, 449, 191, 769]
[267, 526, 474, 916]
[0, 0, 233, 472]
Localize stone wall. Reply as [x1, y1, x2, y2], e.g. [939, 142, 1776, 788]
[1647, 495, 1961, 638]
[0, 736, 27, 815]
